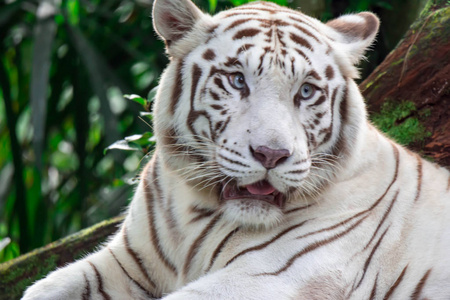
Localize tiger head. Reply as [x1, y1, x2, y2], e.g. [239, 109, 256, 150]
[152, 0, 379, 229]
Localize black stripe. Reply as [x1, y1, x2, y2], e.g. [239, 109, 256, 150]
[318, 86, 339, 146]
[217, 116, 231, 136]
[292, 24, 321, 43]
[170, 60, 183, 115]
[108, 248, 153, 298]
[363, 191, 399, 253]
[224, 18, 252, 32]
[290, 57, 296, 75]
[123, 225, 157, 289]
[183, 214, 222, 276]
[410, 269, 432, 300]
[288, 16, 321, 34]
[143, 162, 178, 275]
[218, 153, 250, 168]
[367, 144, 400, 211]
[222, 146, 244, 157]
[295, 48, 310, 63]
[413, 154, 423, 202]
[202, 49, 216, 61]
[82, 272, 91, 300]
[187, 64, 210, 138]
[213, 77, 230, 94]
[295, 208, 368, 241]
[236, 44, 255, 55]
[225, 220, 308, 267]
[210, 91, 220, 101]
[356, 226, 390, 289]
[369, 273, 379, 300]
[152, 158, 180, 234]
[284, 203, 314, 214]
[206, 227, 240, 272]
[233, 28, 261, 40]
[285, 168, 308, 174]
[312, 95, 326, 106]
[259, 214, 368, 276]
[87, 261, 111, 300]
[290, 32, 312, 50]
[325, 65, 334, 80]
[307, 70, 322, 81]
[189, 206, 215, 223]
[327, 84, 349, 159]
[383, 265, 408, 300]
[191, 64, 203, 105]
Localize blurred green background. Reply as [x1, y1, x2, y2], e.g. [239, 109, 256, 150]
[0, 0, 427, 263]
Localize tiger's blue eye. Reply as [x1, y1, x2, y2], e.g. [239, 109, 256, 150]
[300, 83, 315, 99]
[228, 73, 246, 90]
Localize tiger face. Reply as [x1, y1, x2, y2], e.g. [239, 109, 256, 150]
[153, 0, 378, 228]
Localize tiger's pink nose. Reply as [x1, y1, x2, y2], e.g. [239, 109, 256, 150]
[251, 146, 291, 169]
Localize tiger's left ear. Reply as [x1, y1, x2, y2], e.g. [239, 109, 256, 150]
[326, 12, 379, 65]
[153, 0, 206, 48]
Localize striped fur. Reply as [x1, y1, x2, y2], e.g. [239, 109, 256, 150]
[23, 1, 450, 299]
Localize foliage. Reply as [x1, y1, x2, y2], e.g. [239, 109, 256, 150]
[0, 0, 167, 263]
[0, 0, 402, 264]
[371, 100, 431, 146]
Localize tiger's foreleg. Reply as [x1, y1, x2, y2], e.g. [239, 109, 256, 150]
[22, 175, 162, 300]
[21, 232, 158, 300]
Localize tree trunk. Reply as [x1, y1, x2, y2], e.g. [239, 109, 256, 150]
[360, 0, 450, 166]
[0, 216, 123, 300]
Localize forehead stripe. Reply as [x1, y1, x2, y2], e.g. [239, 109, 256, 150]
[290, 32, 312, 50]
[233, 28, 261, 40]
[236, 44, 255, 55]
[307, 70, 322, 81]
[294, 49, 311, 64]
[224, 18, 253, 32]
[292, 24, 321, 43]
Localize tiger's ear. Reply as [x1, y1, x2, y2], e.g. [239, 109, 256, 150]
[153, 0, 205, 47]
[326, 12, 379, 65]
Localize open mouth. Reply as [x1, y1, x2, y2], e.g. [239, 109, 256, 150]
[221, 180, 286, 208]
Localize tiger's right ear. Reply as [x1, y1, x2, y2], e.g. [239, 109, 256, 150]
[153, 0, 205, 47]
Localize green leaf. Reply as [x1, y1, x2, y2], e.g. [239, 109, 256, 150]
[0, 237, 11, 252]
[208, 0, 218, 12]
[125, 132, 154, 146]
[124, 94, 146, 107]
[66, 0, 80, 25]
[147, 86, 158, 103]
[67, 24, 121, 147]
[139, 111, 152, 119]
[104, 140, 140, 153]
[30, 2, 58, 171]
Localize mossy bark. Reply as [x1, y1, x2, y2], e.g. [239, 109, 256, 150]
[0, 216, 123, 300]
[361, 0, 450, 165]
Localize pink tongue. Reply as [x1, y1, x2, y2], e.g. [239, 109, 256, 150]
[245, 181, 276, 195]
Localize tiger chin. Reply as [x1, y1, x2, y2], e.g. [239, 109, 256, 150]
[23, 0, 450, 299]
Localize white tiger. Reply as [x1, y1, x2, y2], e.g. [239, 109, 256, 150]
[23, 0, 450, 299]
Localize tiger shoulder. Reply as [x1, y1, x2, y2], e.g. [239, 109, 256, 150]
[23, 0, 450, 299]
